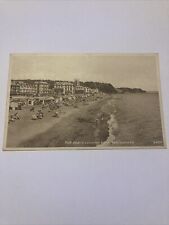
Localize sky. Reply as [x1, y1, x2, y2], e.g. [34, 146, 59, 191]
[10, 54, 159, 91]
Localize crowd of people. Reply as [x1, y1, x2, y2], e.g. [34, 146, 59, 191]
[8, 93, 104, 124]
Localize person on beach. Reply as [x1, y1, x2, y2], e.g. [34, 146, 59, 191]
[95, 118, 99, 126]
[53, 111, 59, 118]
[9, 114, 15, 122]
[36, 110, 43, 119]
[32, 114, 37, 120]
[11, 112, 20, 120]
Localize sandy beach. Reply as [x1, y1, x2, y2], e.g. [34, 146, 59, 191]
[6, 95, 113, 148]
[6, 105, 80, 147]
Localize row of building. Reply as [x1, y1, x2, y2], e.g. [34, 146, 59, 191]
[10, 80, 99, 97]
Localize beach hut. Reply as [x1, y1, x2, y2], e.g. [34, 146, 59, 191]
[27, 98, 35, 106]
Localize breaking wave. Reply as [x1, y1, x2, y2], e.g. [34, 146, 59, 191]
[100, 112, 119, 146]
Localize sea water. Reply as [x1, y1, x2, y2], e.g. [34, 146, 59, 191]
[102, 93, 164, 147]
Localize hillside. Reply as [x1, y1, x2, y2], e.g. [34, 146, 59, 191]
[80, 81, 117, 94]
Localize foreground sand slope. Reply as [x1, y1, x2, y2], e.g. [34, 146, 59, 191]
[6, 95, 112, 148]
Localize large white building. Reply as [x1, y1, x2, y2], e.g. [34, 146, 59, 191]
[34, 81, 49, 96]
[10, 79, 99, 97]
[19, 82, 37, 96]
[11, 81, 37, 96]
[54, 81, 74, 95]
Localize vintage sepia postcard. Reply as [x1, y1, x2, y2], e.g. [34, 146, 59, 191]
[3, 53, 166, 150]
